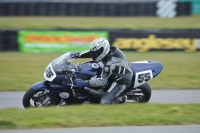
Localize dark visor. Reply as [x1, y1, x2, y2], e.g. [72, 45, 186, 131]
[90, 47, 104, 61]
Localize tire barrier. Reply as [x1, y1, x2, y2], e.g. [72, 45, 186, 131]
[0, 29, 200, 52]
[0, 1, 191, 16]
[0, 30, 18, 51]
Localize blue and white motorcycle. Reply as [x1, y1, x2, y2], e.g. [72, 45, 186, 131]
[22, 52, 163, 108]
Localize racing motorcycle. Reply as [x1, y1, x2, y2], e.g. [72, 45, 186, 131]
[22, 52, 163, 108]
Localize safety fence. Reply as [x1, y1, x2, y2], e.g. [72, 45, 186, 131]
[0, 1, 191, 17]
[1, 29, 200, 52]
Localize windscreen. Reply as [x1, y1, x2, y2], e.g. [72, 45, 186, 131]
[52, 52, 77, 72]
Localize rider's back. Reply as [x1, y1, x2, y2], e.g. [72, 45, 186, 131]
[102, 47, 133, 85]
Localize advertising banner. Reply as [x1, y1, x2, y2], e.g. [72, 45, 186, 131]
[18, 30, 109, 52]
[110, 30, 200, 52]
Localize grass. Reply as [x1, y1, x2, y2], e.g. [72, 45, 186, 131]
[0, 104, 199, 129]
[0, 52, 200, 91]
[0, 16, 200, 29]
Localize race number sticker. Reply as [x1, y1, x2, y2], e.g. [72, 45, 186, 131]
[44, 64, 56, 82]
[134, 70, 153, 88]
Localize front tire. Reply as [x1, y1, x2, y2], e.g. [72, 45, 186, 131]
[23, 88, 61, 108]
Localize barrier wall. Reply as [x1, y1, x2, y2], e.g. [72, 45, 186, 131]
[0, 1, 191, 16]
[0, 29, 200, 52]
[109, 29, 200, 52]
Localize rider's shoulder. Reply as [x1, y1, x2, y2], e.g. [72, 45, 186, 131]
[110, 46, 117, 51]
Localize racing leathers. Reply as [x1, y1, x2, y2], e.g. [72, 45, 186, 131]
[77, 47, 133, 104]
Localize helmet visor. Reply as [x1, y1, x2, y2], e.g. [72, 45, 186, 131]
[90, 47, 103, 62]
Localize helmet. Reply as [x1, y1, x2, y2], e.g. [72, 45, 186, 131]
[90, 37, 110, 62]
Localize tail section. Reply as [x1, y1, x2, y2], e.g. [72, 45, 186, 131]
[130, 60, 163, 88]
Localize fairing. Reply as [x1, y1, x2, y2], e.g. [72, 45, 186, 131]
[32, 81, 71, 91]
[76, 61, 102, 78]
[130, 60, 163, 78]
[44, 54, 102, 85]
[130, 60, 163, 88]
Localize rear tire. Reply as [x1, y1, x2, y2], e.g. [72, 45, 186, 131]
[137, 83, 151, 102]
[126, 83, 151, 103]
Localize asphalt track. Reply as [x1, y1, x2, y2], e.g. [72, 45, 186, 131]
[0, 125, 200, 133]
[0, 90, 200, 109]
[0, 90, 200, 133]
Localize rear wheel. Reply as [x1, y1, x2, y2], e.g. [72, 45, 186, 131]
[126, 83, 151, 103]
[22, 88, 61, 108]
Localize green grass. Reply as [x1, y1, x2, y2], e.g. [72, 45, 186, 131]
[0, 104, 199, 129]
[0, 52, 200, 91]
[0, 16, 200, 29]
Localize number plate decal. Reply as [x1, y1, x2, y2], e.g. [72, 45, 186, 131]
[134, 70, 153, 88]
[44, 64, 56, 82]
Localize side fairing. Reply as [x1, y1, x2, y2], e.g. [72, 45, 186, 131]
[32, 81, 72, 91]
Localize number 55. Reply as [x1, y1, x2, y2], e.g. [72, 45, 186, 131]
[138, 72, 151, 83]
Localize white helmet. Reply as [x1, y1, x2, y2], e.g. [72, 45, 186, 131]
[89, 37, 110, 62]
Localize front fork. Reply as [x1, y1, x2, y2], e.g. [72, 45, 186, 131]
[41, 90, 54, 105]
[32, 81, 70, 106]
[41, 78, 75, 107]
[32, 79, 93, 106]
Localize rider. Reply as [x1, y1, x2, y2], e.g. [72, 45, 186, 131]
[71, 37, 133, 104]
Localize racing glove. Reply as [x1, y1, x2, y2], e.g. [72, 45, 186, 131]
[70, 52, 80, 59]
[73, 79, 90, 87]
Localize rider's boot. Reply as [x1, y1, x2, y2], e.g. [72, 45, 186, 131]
[113, 95, 127, 104]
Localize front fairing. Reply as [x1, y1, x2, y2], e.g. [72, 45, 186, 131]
[44, 52, 103, 85]
[44, 52, 76, 85]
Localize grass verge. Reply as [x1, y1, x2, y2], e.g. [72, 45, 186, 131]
[0, 16, 200, 29]
[0, 104, 199, 129]
[0, 52, 200, 91]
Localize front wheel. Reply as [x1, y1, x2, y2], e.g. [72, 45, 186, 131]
[126, 83, 151, 103]
[22, 88, 61, 108]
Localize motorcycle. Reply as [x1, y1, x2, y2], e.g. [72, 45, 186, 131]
[22, 52, 163, 108]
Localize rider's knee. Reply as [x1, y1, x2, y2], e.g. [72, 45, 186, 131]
[100, 98, 112, 105]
